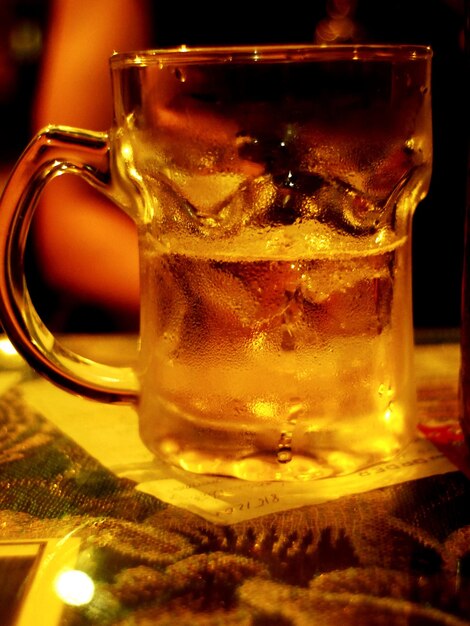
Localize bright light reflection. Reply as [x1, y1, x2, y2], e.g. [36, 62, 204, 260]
[54, 569, 95, 607]
[121, 144, 132, 159]
[0, 338, 17, 356]
[252, 401, 275, 419]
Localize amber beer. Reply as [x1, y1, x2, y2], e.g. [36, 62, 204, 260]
[139, 222, 415, 480]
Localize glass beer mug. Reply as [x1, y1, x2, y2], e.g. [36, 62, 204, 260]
[0, 45, 433, 481]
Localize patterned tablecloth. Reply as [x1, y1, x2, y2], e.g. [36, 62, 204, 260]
[1, 337, 470, 625]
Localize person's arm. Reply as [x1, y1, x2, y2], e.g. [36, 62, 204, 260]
[32, 0, 151, 319]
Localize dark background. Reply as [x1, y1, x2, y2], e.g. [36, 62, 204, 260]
[0, 0, 467, 331]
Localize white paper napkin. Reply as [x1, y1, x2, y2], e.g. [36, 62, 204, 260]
[17, 376, 458, 524]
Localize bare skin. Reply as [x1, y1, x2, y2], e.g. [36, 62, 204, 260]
[33, 0, 151, 323]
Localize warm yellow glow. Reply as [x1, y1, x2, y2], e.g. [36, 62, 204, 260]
[54, 570, 95, 607]
[378, 398, 405, 435]
[327, 451, 360, 475]
[0, 338, 17, 356]
[251, 332, 266, 352]
[252, 401, 275, 419]
[121, 144, 132, 160]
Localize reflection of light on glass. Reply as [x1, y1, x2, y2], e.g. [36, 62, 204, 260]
[54, 569, 95, 606]
[251, 332, 266, 352]
[0, 337, 17, 356]
[387, 402, 405, 435]
[327, 451, 359, 475]
[374, 230, 387, 245]
[252, 401, 275, 419]
[122, 144, 132, 160]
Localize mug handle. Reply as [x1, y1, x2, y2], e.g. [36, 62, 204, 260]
[0, 125, 139, 404]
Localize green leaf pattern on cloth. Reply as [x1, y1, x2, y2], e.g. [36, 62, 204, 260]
[1, 388, 470, 625]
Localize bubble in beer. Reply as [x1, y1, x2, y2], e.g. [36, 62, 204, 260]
[277, 431, 293, 464]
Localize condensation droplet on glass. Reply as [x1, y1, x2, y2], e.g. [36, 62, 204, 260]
[378, 384, 393, 398]
[174, 68, 186, 82]
[277, 431, 293, 464]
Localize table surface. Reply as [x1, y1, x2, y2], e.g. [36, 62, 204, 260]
[1, 334, 470, 626]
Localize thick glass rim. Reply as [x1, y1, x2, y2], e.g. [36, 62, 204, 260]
[110, 43, 432, 68]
